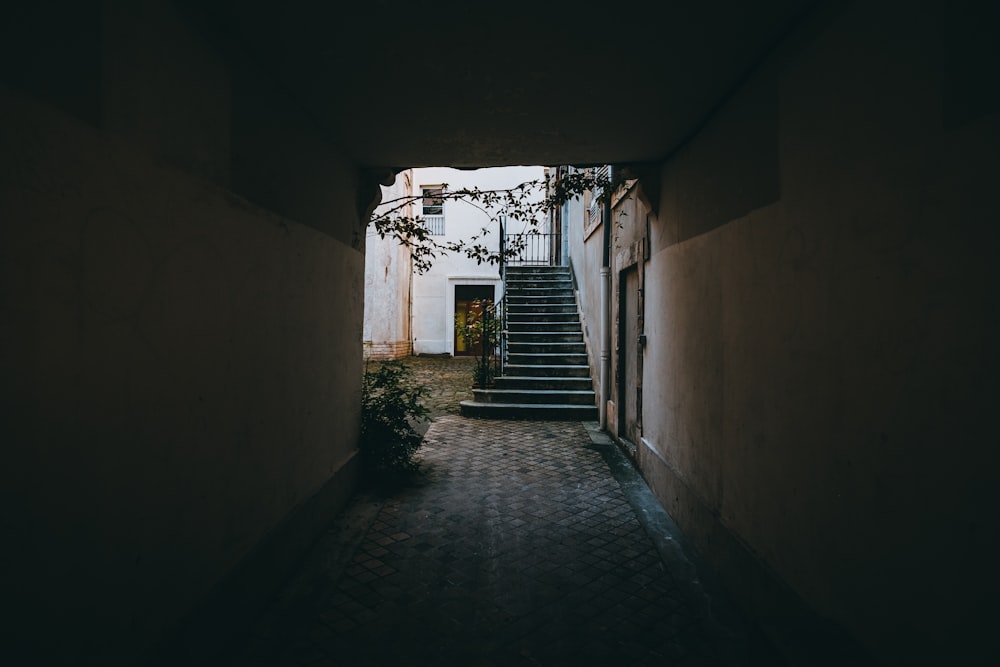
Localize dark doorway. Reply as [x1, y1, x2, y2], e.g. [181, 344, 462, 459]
[454, 285, 495, 356]
[618, 266, 641, 445]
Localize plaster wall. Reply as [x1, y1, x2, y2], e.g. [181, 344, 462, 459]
[637, 2, 999, 663]
[572, 185, 608, 404]
[607, 182, 650, 441]
[411, 166, 544, 355]
[0, 3, 364, 663]
[364, 170, 413, 359]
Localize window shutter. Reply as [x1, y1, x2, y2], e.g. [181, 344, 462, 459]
[588, 165, 610, 227]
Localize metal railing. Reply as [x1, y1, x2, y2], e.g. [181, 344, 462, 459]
[493, 224, 565, 381]
[504, 232, 563, 266]
[479, 298, 504, 387]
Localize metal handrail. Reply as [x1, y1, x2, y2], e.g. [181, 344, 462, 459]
[504, 232, 563, 266]
[497, 217, 508, 379]
[481, 297, 505, 384]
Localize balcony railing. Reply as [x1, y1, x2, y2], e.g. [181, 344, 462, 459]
[423, 214, 445, 236]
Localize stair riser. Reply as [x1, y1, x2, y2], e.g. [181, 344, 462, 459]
[507, 314, 579, 324]
[507, 353, 589, 365]
[503, 365, 591, 378]
[507, 305, 578, 314]
[494, 378, 593, 391]
[506, 280, 571, 285]
[459, 402, 598, 421]
[507, 324, 581, 333]
[507, 343, 587, 357]
[508, 333, 583, 343]
[471, 390, 596, 405]
[508, 316, 578, 324]
[508, 339, 583, 348]
[506, 279, 573, 287]
[507, 288, 573, 294]
[506, 286, 573, 294]
[507, 299, 576, 307]
[505, 268, 571, 276]
[507, 303, 580, 322]
[507, 287, 573, 299]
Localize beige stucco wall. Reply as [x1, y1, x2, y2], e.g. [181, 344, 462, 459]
[570, 182, 607, 399]
[638, 2, 999, 664]
[0, 3, 364, 664]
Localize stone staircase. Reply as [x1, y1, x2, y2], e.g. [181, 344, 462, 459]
[460, 265, 598, 420]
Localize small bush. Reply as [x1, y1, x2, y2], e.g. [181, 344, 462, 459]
[472, 358, 495, 388]
[455, 298, 501, 388]
[359, 360, 430, 477]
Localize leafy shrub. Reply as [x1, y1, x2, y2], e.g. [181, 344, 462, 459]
[455, 299, 501, 388]
[359, 360, 430, 476]
[472, 358, 495, 388]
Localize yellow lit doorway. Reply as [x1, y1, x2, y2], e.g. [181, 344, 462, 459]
[454, 285, 495, 356]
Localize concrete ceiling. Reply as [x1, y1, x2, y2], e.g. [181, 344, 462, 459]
[197, 0, 818, 169]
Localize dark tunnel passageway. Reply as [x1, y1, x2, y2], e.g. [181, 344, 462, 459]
[2, 1, 998, 665]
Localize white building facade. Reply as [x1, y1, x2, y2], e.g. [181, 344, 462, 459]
[364, 165, 547, 358]
[410, 166, 546, 356]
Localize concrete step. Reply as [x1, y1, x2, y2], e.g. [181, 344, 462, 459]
[493, 376, 594, 391]
[459, 400, 598, 421]
[507, 285, 573, 299]
[502, 363, 591, 378]
[504, 279, 571, 287]
[505, 266, 571, 276]
[508, 336, 583, 348]
[507, 352, 590, 366]
[508, 331, 583, 343]
[507, 311, 579, 322]
[508, 304, 578, 313]
[507, 312, 579, 321]
[506, 285, 572, 292]
[471, 388, 595, 405]
[507, 296, 577, 315]
[508, 341, 586, 354]
[506, 278, 573, 287]
[507, 321, 581, 333]
[486, 264, 596, 420]
[507, 295, 576, 305]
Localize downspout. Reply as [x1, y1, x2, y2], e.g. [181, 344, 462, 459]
[599, 167, 612, 430]
[407, 187, 415, 356]
[408, 249, 414, 355]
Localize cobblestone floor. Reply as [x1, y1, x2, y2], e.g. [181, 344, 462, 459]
[403, 354, 478, 417]
[224, 407, 748, 666]
[363, 354, 478, 421]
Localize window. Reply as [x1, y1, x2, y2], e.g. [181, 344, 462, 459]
[422, 187, 443, 215]
[584, 165, 609, 239]
[422, 186, 445, 235]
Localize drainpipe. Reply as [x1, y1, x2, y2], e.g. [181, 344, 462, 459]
[408, 249, 414, 356]
[599, 264, 611, 430]
[599, 168, 613, 430]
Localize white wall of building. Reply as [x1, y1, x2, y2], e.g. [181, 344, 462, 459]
[411, 166, 546, 355]
[363, 170, 414, 359]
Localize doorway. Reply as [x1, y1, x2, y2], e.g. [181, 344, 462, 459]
[454, 284, 495, 356]
[618, 266, 642, 446]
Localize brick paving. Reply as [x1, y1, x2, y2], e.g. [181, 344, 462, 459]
[224, 406, 749, 666]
